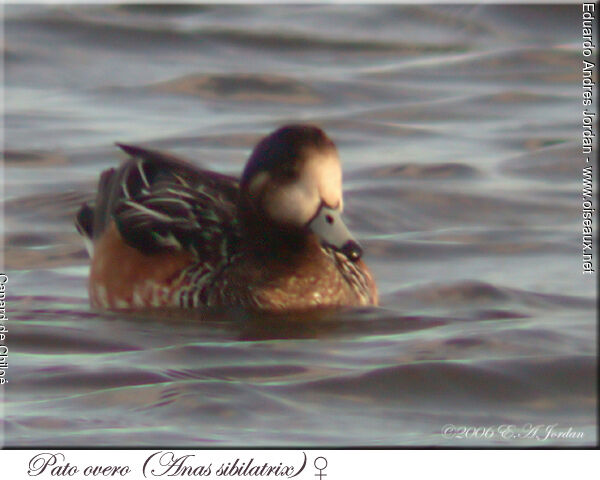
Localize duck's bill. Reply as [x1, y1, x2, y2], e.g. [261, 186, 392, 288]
[308, 205, 363, 262]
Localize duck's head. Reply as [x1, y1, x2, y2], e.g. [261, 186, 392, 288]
[239, 124, 362, 262]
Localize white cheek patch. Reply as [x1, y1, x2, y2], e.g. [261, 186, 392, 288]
[265, 180, 320, 226]
[260, 150, 344, 227]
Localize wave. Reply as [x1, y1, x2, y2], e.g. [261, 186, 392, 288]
[10, 7, 465, 56]
[146, 73, 323, 105]
[383, 280, 595, 310]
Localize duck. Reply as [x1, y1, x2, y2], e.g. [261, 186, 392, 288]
[75, 124, 378, 312]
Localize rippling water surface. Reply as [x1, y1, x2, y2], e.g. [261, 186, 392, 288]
[3, 4, 597, 446]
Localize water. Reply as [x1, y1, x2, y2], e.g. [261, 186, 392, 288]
[2, 4, 597, 446]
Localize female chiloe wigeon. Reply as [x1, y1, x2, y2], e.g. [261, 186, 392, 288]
[76, 124, 378, 312]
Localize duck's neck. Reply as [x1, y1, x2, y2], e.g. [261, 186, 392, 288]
[238, 211, 320, 265]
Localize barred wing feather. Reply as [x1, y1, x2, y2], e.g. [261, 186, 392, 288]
[101, 144, 240, 258]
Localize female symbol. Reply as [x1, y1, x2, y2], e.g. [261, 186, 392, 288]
[314, 456, 328, 479]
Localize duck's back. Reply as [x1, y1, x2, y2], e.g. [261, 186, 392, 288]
[76, 144, 241, 309]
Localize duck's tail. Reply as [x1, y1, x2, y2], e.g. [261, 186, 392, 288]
[74, 165, 118, 258]
[75, 203, 95, 257]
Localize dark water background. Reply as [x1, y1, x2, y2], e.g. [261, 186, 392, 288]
[2, 4, 597, 446]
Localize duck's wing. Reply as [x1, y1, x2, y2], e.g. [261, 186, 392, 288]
[76, 143, 240, 258]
